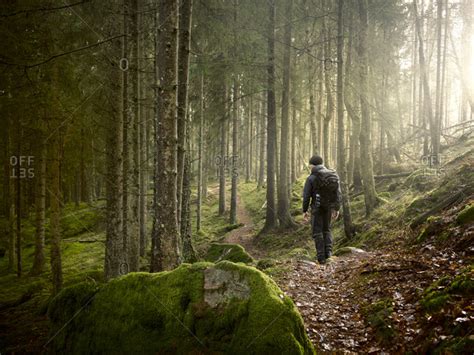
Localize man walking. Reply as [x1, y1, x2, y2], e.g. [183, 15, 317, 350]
[302, 155, 341, 264]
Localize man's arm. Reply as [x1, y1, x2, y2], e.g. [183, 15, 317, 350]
[302, 176, 313, 213]
[331, 180, 342, 220]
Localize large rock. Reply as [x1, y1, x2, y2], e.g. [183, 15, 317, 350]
[48, 261, 315, 354]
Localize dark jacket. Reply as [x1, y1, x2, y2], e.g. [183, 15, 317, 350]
[302, 165, 341, 213]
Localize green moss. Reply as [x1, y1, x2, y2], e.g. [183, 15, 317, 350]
[205, 243, 253, 264]
[288, 248, 312, 260]
[456, 203, 474, 225]
[362, 298, 397, 345]
[256, 258, 277, 270]
[47, 262, 315, 354]
[433, 336, 474, 354]
[421, 267, 474, 314]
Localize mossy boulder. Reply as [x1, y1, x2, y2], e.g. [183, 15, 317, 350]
[205, 242, 253, 264]
[47, 261, 314, 354]
[456, 203, 474, 225]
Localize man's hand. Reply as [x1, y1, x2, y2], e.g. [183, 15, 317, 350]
[332, 210, 340, 220]
[303, 212, 310, 223]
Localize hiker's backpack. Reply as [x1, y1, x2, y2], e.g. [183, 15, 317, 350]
[313, 167, 340, 208]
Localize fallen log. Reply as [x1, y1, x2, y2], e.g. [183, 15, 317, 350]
[410, 190, 465, 230]
[374, 172, 413, 181]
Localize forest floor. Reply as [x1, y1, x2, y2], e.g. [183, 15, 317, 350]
[279, 243, 472, 353]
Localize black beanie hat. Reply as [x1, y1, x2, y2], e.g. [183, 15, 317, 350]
[309, 155, 323, 166]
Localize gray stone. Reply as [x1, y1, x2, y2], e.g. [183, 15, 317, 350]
[204, 268, 250, 308]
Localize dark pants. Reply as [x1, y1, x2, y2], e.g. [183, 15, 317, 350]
[311, 206, 333, 262]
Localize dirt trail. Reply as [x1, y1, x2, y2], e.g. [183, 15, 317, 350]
[280, 253, 374, 353]
[279, 246, 470, 353]
[223, 194, 266, 259]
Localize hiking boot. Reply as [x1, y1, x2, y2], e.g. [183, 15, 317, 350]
[317, 258, 326, 265]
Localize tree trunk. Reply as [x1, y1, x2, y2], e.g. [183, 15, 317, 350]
[151, 0, 181, 271]
[291, 97, 297, 183]
[358, 0, 379, 215]
[138, 1, 147, 258]
[323, 9, 334, 166]
[177, 0, 193, 230]
[414, 0, 437, 158]
[104, 32, 124, 279]
[344, 14, 359, 187]
[277, 0, 296, 229]
[218, 83, 227, 216]
[263, 0, 277, 231]
[197, 73, 204, 232]
[30, 142, 46, 275]
[258, 95, 266, 189]
[49, 133, 63, 294]
[308, 52, 318, 153]
[434, 0, 443, 157]
[230, 76, 239, 225]
[129, 0, 140, 272]
[15, 132, 21, 277]
[121, 0, 140, 273]
[181, 142, 196, 263]
[336, 0, 354, 239]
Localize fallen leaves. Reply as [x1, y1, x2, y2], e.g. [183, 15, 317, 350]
[277, 243, 473, 353]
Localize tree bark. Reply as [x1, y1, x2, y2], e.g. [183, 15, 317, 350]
[177, 0, 193, 230]
[263, 0, 277, 231]
[336, 0, 354, 239]
[15, 130, 21, 278]
[181, 142, 196, 262]
[151, 0, 181, 271]
[308, 52, 318, 153]
[258, 95, 266, 189]
[414, 0, 437, 157]
[323, 7, 334, 167]
[358, 0, 379, 215]
[197, 72, 204, 232]
[49, 132, 63, 294]
[138, 1, 147, 258]
[230, 76, 239, 225]
[434, 0, 443, 157]
[277, 0, 296, 229]
[104, 31, 124, 280]
[30, 141, 46, 275]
